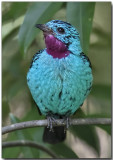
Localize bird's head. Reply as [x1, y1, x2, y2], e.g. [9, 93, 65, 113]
[36, 20, 82, 59]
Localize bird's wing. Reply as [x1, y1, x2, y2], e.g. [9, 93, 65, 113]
[30, 49, 44, 68]
[80, 52, 92, 69]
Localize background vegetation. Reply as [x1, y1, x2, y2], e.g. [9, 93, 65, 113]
[2, 2, 111, 158]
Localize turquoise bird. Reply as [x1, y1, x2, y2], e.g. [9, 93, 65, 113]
[27, 20, 93, 144]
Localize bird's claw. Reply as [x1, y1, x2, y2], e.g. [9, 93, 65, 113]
[62, 117, 70, 131]
[47, 116, 57, 132]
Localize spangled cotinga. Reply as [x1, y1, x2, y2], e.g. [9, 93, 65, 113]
[27, 20, 93, 144]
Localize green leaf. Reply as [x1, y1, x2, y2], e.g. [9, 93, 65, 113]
[7, 80, 25, 100]
[85, 114, 111, 135]
[3, 125, 21, 158]
[91, 84, 111, 100]
[67, 2, 95, 54]
[2, 16, 24, 40]
[19, 2, 63, 54]
[10, 114, 39, 158]
[84, 113, 111, 118]
[22, 104, 45, 144]
[2, 143, 21, 158]
[2, 2, 30, 23]
[50, 143, 78, 158]
[2, 99, 10, 122]
[70, 110, 100, 154]
[22, 103, 43, 121]
[72, 108, 86, 118]
[89, 84, 111, 116]
[74, 109, 111, 135]
[88, 2, 111, 86]
[70, 125, 99, 155]
[2, 52, 26, 100]
[97, 125, 111, 135]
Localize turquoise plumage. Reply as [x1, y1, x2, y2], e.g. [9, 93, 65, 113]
[27, 20, 93, 144]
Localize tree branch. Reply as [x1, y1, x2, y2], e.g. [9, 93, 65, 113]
[2, 140, 57, 158]
[2, 118, 111, 135]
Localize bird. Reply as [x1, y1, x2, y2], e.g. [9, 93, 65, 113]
[27, 20, 93, 144]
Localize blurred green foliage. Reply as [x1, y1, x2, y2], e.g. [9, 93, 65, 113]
[2, 2, 111, 158]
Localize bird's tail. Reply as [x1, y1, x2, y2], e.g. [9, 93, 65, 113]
[43, 126, 66, 144]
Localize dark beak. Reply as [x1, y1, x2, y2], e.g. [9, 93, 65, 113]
[35, 24, 53, 34]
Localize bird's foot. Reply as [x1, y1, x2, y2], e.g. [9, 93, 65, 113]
[62, 116, 70, 131]
[46, 114, 57, 132]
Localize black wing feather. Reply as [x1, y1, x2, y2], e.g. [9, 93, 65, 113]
[80, 52, 92, 69]
[30, 49, 44, 68]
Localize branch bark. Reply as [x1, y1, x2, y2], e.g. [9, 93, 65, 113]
[2, 140, 57, 158]
[2, 118, 111, 135]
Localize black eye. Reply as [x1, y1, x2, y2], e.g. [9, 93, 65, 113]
[57, 27, 65, 34]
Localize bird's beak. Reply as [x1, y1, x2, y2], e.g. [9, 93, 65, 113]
[35, 24, 53, 35]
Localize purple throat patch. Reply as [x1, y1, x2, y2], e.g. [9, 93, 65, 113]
[44, 34, 70, 59]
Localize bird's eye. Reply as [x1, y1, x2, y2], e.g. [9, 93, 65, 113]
[57, 27, 65, 34]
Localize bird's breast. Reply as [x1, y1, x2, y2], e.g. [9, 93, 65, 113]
[27, 51, 93, 115]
